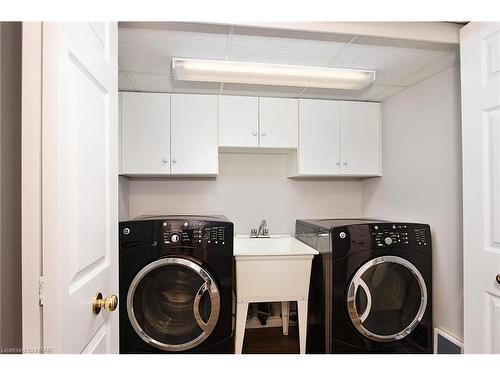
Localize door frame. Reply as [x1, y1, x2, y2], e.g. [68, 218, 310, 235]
[21, 21, 44, 352]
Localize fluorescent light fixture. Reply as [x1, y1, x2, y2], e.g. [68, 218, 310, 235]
[172, 58, 376, 90]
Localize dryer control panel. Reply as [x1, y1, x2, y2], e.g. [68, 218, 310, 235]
[160, 219, 228, 246]
[370, 223, 429, 249]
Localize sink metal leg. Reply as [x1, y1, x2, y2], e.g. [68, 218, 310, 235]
[297, 300, 308, 354]
[281, 301, 290, 335]
[235, 302, 249, 354]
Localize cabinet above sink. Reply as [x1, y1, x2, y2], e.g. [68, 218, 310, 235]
[218, 95, 298, 152]
[119, 91, 382, 178]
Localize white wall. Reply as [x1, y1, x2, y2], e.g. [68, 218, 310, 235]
[127, 153, 363, 234]
[0, 22, 22, 351]
[362, 65, 463, 340]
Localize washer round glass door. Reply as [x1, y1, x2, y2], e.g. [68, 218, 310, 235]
[127, 257, 220, 351]
[346, 255, 427, 342]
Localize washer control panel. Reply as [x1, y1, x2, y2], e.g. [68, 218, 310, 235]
[371, 223, 429, 248]
[161, 219, 227, 246]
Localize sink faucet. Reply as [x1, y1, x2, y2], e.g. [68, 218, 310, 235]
[250, 220, 270, 238]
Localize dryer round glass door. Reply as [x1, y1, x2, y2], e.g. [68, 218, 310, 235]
[346, 255, 427, 342]
[127, 257, 221, 351]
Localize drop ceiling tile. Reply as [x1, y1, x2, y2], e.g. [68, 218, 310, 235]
[127, 72, 221, 93]
[221, 83, 303, 97]
[233, 26, 353, 43]
[353, 35, 457, 53]
[370, 86, 408, 102]
[119, 28, 228, 75]
[299, 87, 365, 100]
[228, 33, 346, 66]
[359, 84, 404, 101]
[398, 51, 459, 87]
[118, 72, 138, 91]
[333, 43, 449, 85]
[120, 22, 230, 35]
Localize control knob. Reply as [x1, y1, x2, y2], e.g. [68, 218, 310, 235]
[384, 237, 393, 245]
[171, 233, 180, 243]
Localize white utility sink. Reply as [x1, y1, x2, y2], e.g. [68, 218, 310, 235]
[234, 234, 319, 256]
[233, 234, 318, 354]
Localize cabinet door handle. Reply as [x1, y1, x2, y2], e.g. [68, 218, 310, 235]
[261, 131, 266, 136]
[162, 158, 169, 164]
[343, 161, 348, 166]
[335, 161, 340, 166]
[172, 159, 177, 164]
[252, 131, 258, 136]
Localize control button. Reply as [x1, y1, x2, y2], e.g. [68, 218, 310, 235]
[170, 234, 180, 243]
[123, 227, 130, 235]
[384, 237, 393, 245]
[184, 222, 188, 227]
[339, 232, 346, 239]
[374, 226, 378, 230]
[392, 225, 396, 229]
[163, 222, 167, 227]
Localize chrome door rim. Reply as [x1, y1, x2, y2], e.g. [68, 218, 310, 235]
[346, 255, 427, 342]
[127, 257, 221, 352]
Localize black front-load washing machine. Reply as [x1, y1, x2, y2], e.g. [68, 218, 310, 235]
[119, 215, 234, 354]
[296, 219, 432, 354]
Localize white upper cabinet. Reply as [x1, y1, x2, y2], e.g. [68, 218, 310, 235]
[289, 99, 381, 177]
[219, 95, 259, 148]
[120, 92, 171, 175]
[259, 97, 298, 148]
[171, 94, 218, 175]
[296, 99, 341, 175]
[120, 92, 381, 178]
[340, 101, 381, 175]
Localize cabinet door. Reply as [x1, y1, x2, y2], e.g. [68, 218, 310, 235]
[171, 94, 218, 175]
[120, 92, 171, 175]
[340, 101, 381, 175]
[298, 99, 340, 175]
[219, 95, 258, 147]
[259, 97, 298, 148]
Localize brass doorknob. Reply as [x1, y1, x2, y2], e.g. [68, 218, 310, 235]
[92, 292, 118, 315]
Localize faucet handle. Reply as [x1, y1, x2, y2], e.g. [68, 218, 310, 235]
[263, 228, 269, 236]
[250, 229, 257, 237]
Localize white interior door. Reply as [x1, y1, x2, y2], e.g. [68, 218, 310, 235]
[461, 22, 500, 354]
[42, 23, 119, 353]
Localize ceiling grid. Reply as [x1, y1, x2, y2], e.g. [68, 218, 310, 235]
[118, 22, 459, 102]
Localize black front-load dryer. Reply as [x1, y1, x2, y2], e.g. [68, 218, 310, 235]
[296, 219, 432, 354]
[119, 215, 234, 354]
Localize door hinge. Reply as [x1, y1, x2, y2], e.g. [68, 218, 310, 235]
[39, 276, 45, 306]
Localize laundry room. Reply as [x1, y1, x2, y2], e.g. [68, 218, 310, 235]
[1, 8, 498, 368]
[114, 22, 463, 354]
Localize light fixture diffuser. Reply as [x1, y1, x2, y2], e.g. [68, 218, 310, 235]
[172, 58, 376, 90]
